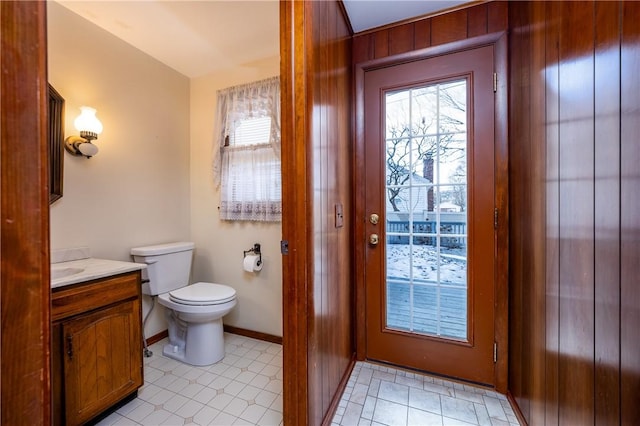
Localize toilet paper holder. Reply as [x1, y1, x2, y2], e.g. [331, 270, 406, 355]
[243, 243, 262, 267]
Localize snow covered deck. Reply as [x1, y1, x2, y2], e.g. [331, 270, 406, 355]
[385, 244, 468, 340]
[386, 279, 467, 339]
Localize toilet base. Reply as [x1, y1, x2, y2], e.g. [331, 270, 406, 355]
[163, 317, 226, 366]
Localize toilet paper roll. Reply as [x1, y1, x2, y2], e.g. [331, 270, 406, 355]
[243, 254, 262, 272]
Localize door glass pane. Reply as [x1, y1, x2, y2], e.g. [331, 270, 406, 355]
[386, 91, 410, 139]
[439, 80, 467, 133]
[411, 86, 438, 136]
[384, 79, 468, 341]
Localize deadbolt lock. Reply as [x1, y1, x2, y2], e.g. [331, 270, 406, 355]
[369, 213, 379, 225]
[369, 234, 379, 245]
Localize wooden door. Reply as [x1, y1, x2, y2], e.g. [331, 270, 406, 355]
[63, 301, 142, 425]
[363, 45, 497, 386]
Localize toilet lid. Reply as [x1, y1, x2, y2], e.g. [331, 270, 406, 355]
[168, 282, 236, 305]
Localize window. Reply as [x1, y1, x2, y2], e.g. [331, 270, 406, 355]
[213, 77, 281, 222]
[231, 116, 271, 146]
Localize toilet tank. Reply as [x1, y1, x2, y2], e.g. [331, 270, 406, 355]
[130, 242, 195, 296]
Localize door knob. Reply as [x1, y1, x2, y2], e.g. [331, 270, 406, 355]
[369, 234, 379, 245]
[369, 213, 379, 225]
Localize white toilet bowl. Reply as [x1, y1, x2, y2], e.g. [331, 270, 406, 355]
[131, 242, 238, 367]
[157, 282, 237, 366]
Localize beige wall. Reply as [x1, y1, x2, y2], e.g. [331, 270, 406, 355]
[48, 2, 191, 337]
[48, 2, 282, 338]
[190, 57, 283, 337]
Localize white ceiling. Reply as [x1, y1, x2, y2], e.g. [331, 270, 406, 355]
[343, 0, 470, 33]
[55, 0, 471, 79]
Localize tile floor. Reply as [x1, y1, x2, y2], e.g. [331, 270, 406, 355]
[96, 334, 283, 425]
[331, 362, 521, 426]
[94, 333, 519, 426]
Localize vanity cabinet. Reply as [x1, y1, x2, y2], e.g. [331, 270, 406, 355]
[52, 271, 143, 426]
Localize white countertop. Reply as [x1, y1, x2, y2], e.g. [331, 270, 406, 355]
[51, 258, 147, 289]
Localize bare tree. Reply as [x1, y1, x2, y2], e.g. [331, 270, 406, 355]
[385, 120, 435, 212]
[444, 162, 467, 212]
[385, 82, 466, 212]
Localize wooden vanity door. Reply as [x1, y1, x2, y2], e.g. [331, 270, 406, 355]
[62, 300, 142, 425]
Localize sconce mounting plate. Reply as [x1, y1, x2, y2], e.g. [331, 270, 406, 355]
[64, 136, 98, 158]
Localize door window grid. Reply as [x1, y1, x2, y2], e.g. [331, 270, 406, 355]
[384, 79, 468, 340]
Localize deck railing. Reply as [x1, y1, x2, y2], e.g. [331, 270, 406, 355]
[386, 220, 466, 248]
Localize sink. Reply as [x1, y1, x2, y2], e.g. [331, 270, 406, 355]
[50, 257, 146, 289]
[51, 267, 85, 280]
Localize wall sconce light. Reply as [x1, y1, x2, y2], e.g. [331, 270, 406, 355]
[64, 106, 103, 158]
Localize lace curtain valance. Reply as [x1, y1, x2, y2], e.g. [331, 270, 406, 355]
[213, 76, 281, 222]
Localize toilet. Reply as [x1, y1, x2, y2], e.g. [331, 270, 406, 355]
[131, 242, 236, 366]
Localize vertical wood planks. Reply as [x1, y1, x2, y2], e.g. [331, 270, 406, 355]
[528, 2, 548, 423]
[280, 1, 309, 424]
[431, 8, 468, 46]
[594, 2, 621, 424]
[509, 1, 640, 424]
[353, 2, 508, 64]
[352, 34, 373, 65]
[487, 1, 509, 34]
[621, 1, 640, 423]
[388, 23, 414, 56]
[507, 2, 548, 420]
[543, 2, 561, 425]
[351, 2, 640, 425]
[0, 1, 51, 424]
[282, 1, 355, 425]
[414, 19, 431, 50]
[557, 2, 595, 424]
[373, 29, 389, 59]
[332, 6, 353, 421]
[467, 3, 488, 38]
[507, 1, 528, 417]
[317, 1, 329, 421]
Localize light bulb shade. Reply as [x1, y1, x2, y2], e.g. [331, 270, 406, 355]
[74, 106, 103, 135]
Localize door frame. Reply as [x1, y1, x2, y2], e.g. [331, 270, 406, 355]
[353, 31, 509, 392]
[1, 1, 52, 423]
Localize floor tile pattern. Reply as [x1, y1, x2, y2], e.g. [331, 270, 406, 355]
[94, 333, 518, 426]
[95, 334, 283, 426]
[332, 361, 521, 426]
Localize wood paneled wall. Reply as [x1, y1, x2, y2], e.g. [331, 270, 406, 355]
[352, 1, 508, 63]
[509, 1, 640, 424]
[352, 0, 510, 391]
[1, 1, 51, 423]
[282, 1, 639, 424]
[280, 1, 354, 425]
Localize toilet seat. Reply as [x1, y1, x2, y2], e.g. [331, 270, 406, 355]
[168, 282, 236, 306]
